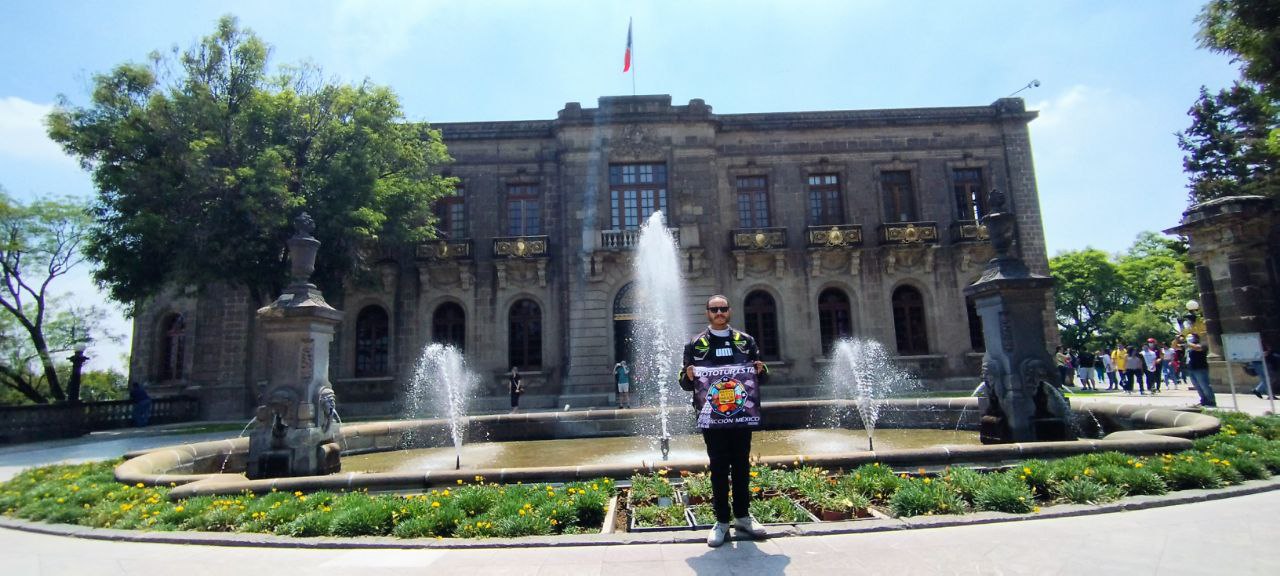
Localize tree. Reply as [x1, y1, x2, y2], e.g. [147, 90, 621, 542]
[1049, 249, 1127, 350]
[47, 15, 456, 308]
[1115, 232, 1198, 328]
[1178, 0, 1280, 204]
[0, 191, 105, 404]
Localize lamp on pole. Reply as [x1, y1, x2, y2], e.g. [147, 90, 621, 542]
[67, 341, 89, 405]
[1183, 300, 1201, 334]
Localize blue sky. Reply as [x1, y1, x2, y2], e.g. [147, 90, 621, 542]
[0, 0, 1242, 371]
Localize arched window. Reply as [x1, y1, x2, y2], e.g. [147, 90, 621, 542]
[893, 286, 929, 355]
[744, 291, 780, 361]
[966, 297, 985, 352]
[158, 313, 185, 381]
[817, 289, 851, 356]
[355, 306, 390, 377]
[432, 303, 466, 352]
[509, 299, 542, 370]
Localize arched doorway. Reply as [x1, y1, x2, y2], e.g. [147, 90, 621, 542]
[613, 282, 637, 365]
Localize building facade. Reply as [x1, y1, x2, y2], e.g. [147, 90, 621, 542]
[129, 95, 1053, 419]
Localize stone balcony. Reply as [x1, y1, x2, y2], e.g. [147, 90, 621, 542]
[599, 228, 680, 249]
[951, 220, 990, 243]
[878, 221, 939, 246]
[415, 239, 473, 260]
[730, 227, 787, 251]
[806, 224, 864, 249]
[493, 235, 550, 259]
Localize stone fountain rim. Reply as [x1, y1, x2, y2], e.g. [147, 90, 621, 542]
[110, 399, 1220, 500]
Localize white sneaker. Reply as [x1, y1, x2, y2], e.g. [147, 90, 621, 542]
[734, 516, 767, 539]
[707, 522, 730, 547]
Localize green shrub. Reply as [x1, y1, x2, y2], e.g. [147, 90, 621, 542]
[1089, 464, 1167, 496]
[631, 504, 687, 528]
[628, 473, 675, 504]
[942, 467, 987, 505]
[392, 503, 465, 538]
[1158, 454, 1223, 490]
[451, 485, 498, 518]
[749, 496, 810, 523]
[687, 503, 717, 526]
[1054, 477, 1121, 505]
[276, 510, 331, 537]
[974, 472, 1036, 513]
[329, 496, 394, 537]
[840, 463, 901, 502]
[1010, 460, 1052, 497]
[682, 473, 712, 503]
[888, 477, 965, 517]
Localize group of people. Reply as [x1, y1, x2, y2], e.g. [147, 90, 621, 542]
[1053, 333, 1217, 407]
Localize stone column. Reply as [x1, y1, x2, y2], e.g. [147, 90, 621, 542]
[247, 213, 345, 479]
[965, 190, 1073, 443]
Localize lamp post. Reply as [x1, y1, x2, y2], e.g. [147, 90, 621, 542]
[67, 341, 89, 405]
[1183, 300, 1201, 334]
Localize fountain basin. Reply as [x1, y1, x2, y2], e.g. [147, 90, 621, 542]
[112, 399, 1220, 500]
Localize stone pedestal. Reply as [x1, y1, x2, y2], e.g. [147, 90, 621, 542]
[964, 190, 1074, 443]
[246, 214, 345, 479]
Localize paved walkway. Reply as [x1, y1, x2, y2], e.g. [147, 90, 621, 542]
[2, 387, 1277, 575]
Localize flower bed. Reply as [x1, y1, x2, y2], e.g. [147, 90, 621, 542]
[4, 411, 1279, 538]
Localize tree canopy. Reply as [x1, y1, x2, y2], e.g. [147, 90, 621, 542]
[1050, 232, 1198, 350]
[47, 15, 456, 307]
[0, 191, 121, 404]
[1178, 0, 1280, 204]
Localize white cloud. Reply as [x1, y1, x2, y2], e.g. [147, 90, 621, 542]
[0, 97, 76, 167]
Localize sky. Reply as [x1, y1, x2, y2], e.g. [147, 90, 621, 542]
[0, 0, 1243, 372]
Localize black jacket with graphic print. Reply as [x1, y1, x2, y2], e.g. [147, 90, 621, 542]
[677, 326, 768, 411]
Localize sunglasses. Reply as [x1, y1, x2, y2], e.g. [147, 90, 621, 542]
[706, 306, 730, 313]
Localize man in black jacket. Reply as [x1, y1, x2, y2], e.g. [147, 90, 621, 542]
[678, 294, 769, 547]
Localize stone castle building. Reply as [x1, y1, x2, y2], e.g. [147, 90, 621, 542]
[129, 95, 1053, 419]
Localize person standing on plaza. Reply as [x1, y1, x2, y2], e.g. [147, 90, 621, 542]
[1076, 349, 1097, 390]
[1111, 344, 1127, 391]
[614, 360, 632, 409]
[678, 294, 768, 547]
[1183, 333, 1217, 407]
[1125, 346, 1145, 395]
[1098, 348, 1117, 390]
[508, 367, 524, 413]
[1250, 344, 1279, 399]
[1161, 342, 1180, 390]
[1055, 346, 1071, 387]
[1142, 340, 1161, 394]
[128, 381, 152, 427]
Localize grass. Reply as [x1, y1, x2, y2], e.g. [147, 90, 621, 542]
[6, 412, 1280, 536]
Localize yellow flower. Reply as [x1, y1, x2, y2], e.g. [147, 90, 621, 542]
[519, 509, 527, 516]
[174, 506, 184, 513]
[136, 483, 145, 488]
[1023, 467, 1031, 475]
[923, 478, 931, 484]
[1033, 506, 1041, 512]
[432, 501, 441, 508]
[1134, 462, 1144, 468]
[70, 485, 80, 492]
[457, 479, 464, 485]
[549, 518, 558, 525]
[56, 498, 65, 503]
[749, 471, 759, 478]
[442, 490, 450, 497]
[322, 506, 332, 512]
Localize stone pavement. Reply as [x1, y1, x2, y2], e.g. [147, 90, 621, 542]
[1, 386, 1278, 575]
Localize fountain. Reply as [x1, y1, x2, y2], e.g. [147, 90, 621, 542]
[631, 211, 688, 460]
[246, 213, 344, 479]
[406, 343, 479, 470]
[825, 338, 917, 450]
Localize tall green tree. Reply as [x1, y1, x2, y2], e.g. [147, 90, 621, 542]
[1049, 249, 1127, 349]
[1178, 0, 1280, 203]
[47, 15, 456, 308]
[0, 191, 120, 404]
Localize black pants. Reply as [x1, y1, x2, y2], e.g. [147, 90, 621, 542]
[702, 427, 752, 523]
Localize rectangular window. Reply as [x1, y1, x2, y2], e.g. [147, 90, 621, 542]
[736, 176, 770, 228]
[506, 184, 541, 236]
[880, 170, 917, 223]
[435, 185, 467, 239]
[807, 174, 842, 226]
[609, 164, 668, 229]
[953, 168, 985, 221]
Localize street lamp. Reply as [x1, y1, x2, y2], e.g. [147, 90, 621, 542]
[1183, 299, 1201, 333]
[67, 341, 89, 405]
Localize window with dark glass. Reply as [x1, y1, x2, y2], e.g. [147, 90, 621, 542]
[892, 286, 929, 355]
[609, 164, 667, 229]
[953, 168, 986, 221]
[432, 302, 466, 352]
[355, 306, 390, 377]
[435, 185, 467, 239]
[736, 176, 770, 228]
[743, 291, 780, 361]
[817, 288, 851, 355]
[508, 299, 543, 369]
[506, 184, 541, 236]
[880, 171, 918, 222]
[966, 297, 985, 352]
[807, 174, 843, 226]
[159, 313, 185, 381]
